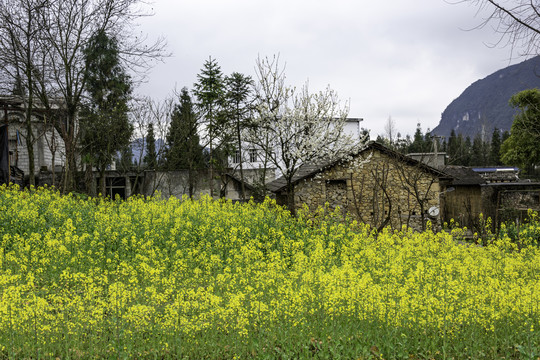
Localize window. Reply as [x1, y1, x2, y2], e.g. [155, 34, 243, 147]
[233, 180, 243, 192]
[232, 150, 241, 164]
[102, 177, 127, 199]
[326, 179, 346, 186]
[248, 149, 258, 163]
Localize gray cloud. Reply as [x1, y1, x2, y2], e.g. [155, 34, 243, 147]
[136, 0, 527, 137]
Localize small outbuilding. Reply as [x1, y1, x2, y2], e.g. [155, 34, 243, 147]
[441, 165, 540, 232]
[440, 166, 486, 228]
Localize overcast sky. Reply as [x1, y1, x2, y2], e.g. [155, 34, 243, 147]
[135, 0, 527, 138]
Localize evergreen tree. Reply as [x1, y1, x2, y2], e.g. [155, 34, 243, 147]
[408, 123, 427, 153]
[424, 129, 433, 151]
[117, 145, 133, 171]
[395, 134, 411, 154]
[501, 89, 540, 174]
[224, 72, 254, 200]
[80, 29, 133, 196]
[462, 136, 472, 166]
[448, 133, 476, 166]
[440, 137, 447, 153]
[502, 130, 510, 143]
[447, 129, 459, 163]
[483, 137, 491, 165]
[471, 133, 487, 166]
[166, 87, 205, 197]
[143, 123, 157, 169]
[490, 128, 502, 165]
[193, 57, 228, 197]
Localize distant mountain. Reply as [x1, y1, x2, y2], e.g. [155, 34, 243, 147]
[130, 138, 165, 164]
[432, 56, 540, 139]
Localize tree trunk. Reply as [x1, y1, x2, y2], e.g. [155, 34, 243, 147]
[98, 167, 106, 197]
[188, 168, 194, 198]
[286, 180, 296, 216]
[24, 10, 35, 187]
[84, 162, 94, 197]
[50, 126, 56, 187]
[236, 118, 246, 201]
[61, 111, 78, 194]
[420, 203, 426, 231]
[62, 139, 76, 193]
[25, 104, 35, 186]
[258, 132, 271, 199]
[51, 148, 55, 187]
[209, 139, 214, 198]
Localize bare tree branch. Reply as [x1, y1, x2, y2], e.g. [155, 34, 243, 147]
[455, 0, 540, 57]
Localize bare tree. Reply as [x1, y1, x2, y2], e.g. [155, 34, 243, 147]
[350, 161, 393, 232]
[458, 0, 540, 57]
[383, 115, 397, 148]
[393, 157, 439, 231]
[42, 114, 60, 186]
[249, 55, 364, 214]
[0, 0, 50, 186]
[36, 0, 167, 193]
[129, 95, 174, 195]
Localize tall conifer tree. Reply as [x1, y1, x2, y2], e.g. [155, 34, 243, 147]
[166, 87, 204, 197]
[144, 123, 157, 169]
[490, 128, 502, 165]
[80, 29, 133, 196]
[408, 123, 428, 153]
[447, 129, 458, 164]
[193, 57, 228, 197]
[462, 136, 472, 166]
[224, 72, 254, 200]
[471, 133, 487, 166]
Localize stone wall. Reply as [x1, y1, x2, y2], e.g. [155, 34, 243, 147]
[143, 170, 215, 199]
[292, 148, 441, 231]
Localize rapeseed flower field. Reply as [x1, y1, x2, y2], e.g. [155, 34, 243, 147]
[0, 185, 539, 359]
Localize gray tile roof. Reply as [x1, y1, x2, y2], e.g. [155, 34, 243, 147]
[267, 141, 452, 193]
[266, 162, 333, 193]
[442, 166, 486, 186]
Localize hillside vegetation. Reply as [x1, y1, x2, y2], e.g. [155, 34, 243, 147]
[433, 56, 540, 139]
[0, 186, 539, 359]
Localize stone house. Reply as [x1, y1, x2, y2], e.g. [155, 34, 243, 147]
[268, 141, 450, 231]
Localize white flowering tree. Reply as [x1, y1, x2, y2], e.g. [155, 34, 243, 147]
[248, 55, 365, 213]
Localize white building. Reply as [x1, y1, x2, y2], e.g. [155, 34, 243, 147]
[228, 117, 365, 184]
[1, 96, 66, 177]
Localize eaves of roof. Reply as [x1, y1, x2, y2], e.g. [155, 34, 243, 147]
[267, 141, 451, 193]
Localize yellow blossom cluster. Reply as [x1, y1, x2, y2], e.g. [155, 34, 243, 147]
[0, 185, 539, 359]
